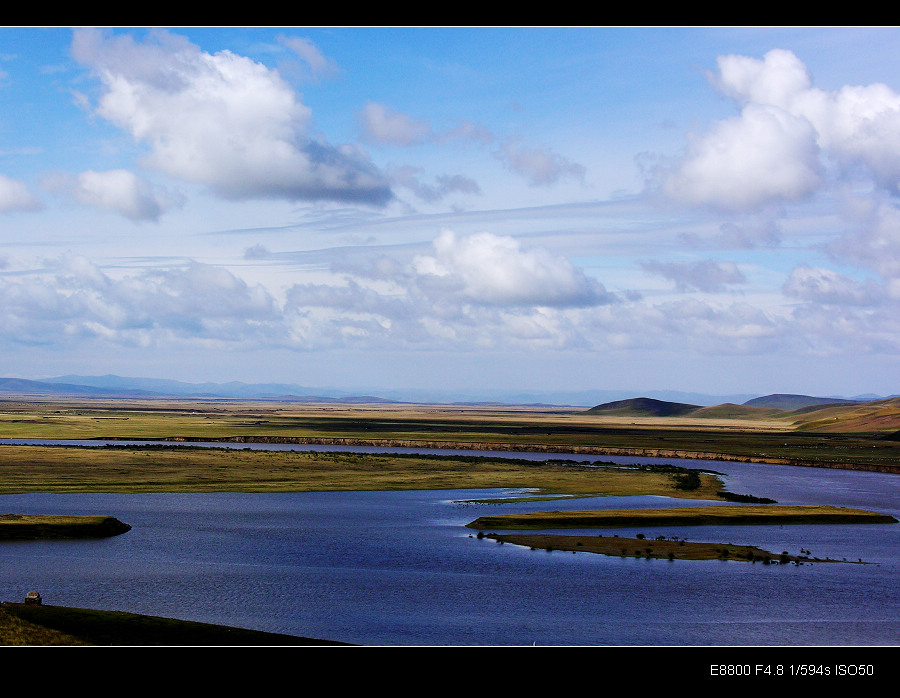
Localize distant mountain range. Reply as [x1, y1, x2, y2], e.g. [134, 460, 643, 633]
[742, 394, 862, 410]
[585, 393, 894, 417]
[0, 374, 893, 408]
[0, 375, 397, 403]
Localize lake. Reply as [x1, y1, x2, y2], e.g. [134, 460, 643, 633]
[0, 444, 898, 646]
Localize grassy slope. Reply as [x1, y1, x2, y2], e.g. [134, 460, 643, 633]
[0, 604, 346, 646]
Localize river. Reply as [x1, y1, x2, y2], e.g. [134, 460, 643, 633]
[0, 441, 897, 646]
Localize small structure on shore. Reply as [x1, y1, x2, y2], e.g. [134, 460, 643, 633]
[24, 591, 41, 605]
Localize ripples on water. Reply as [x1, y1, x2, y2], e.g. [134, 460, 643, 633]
[0, 441, 898, 646]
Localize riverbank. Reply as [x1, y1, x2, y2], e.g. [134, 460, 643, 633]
[2, 397, 899, 474]
[0, 602, 348, 646]
[88, 435, 900, 474]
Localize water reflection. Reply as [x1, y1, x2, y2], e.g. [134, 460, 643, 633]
[0, 444, 897, 646]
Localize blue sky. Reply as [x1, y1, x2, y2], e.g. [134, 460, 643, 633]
[2, 26, 900, 399]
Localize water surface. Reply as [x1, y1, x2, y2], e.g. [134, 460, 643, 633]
[0, 447, 897, 646]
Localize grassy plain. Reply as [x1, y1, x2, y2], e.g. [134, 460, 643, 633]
[1, 396, 899, 472]
[0, 444, 725, 498]
[1, 396, 897, 645]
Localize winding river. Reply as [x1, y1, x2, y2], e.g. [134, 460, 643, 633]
[0, 440, 898, 646]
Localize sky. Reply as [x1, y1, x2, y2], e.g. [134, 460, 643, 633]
[2, 26, 900, 400]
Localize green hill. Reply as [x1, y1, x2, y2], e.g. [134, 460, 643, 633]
[690, 403, 784, 420]
[585, 397, 701, 417]
[743, 393, 860, 410]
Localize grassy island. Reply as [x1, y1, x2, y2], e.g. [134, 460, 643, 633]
[0, 514, 131, 540]
[466, 504, 899, 530]
[467, 504, 897, 564]
[481, 533, 840, 563]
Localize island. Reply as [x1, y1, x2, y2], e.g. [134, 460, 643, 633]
[467, 505, 898, 563]
[465, 504, 899, 530]
[0, 514, 132, 540]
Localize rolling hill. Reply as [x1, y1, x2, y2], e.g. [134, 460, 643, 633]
[584, 397, 701, 417]
[742, 393, 860, 410]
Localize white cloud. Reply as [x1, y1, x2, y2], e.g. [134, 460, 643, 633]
[783, 265, 883, 306]
[0, 174, 41, 213]
[277, 35, 340, 82]
[494, 138, 586, 187]
[662, 48, 900, 211]
[413, 230, 612, 307]
[0, 258, 283, 347]
[359, 101, 431, 146]
[712, 48, 813, 108]
[71, 28, 392, 205]
[828, 197, 900, 280]
[662, 103, 822, 211]
[641, 259, 747, 293]
[389, 165, 481, 203]
[42, 169, 181, 221]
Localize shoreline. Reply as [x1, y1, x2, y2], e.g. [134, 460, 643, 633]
[89, 435, 900, 474]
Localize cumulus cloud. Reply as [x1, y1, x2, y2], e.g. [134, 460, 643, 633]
[828, 198, 900, 280]
[662, 103, 822, 210]
[494, 138, 586, 187]
[0, 174, 41, 213]
[0, 257, 282, 347]
[41, 169, 181, 221]
[412, 230, 611, 307]
[662, 48, 900, 211]
[783, 265, 883, 306]
[641, 259, 747, 293]
[71, 28, 392, 206]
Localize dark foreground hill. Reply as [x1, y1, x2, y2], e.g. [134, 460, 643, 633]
[585, 397, 701, 417]
[0, 602, 349, 646]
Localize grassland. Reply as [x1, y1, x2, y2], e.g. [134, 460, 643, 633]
[1, 396, 898, 473]
[0, 444, 727, 498]
[1, 395, 897, 645]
